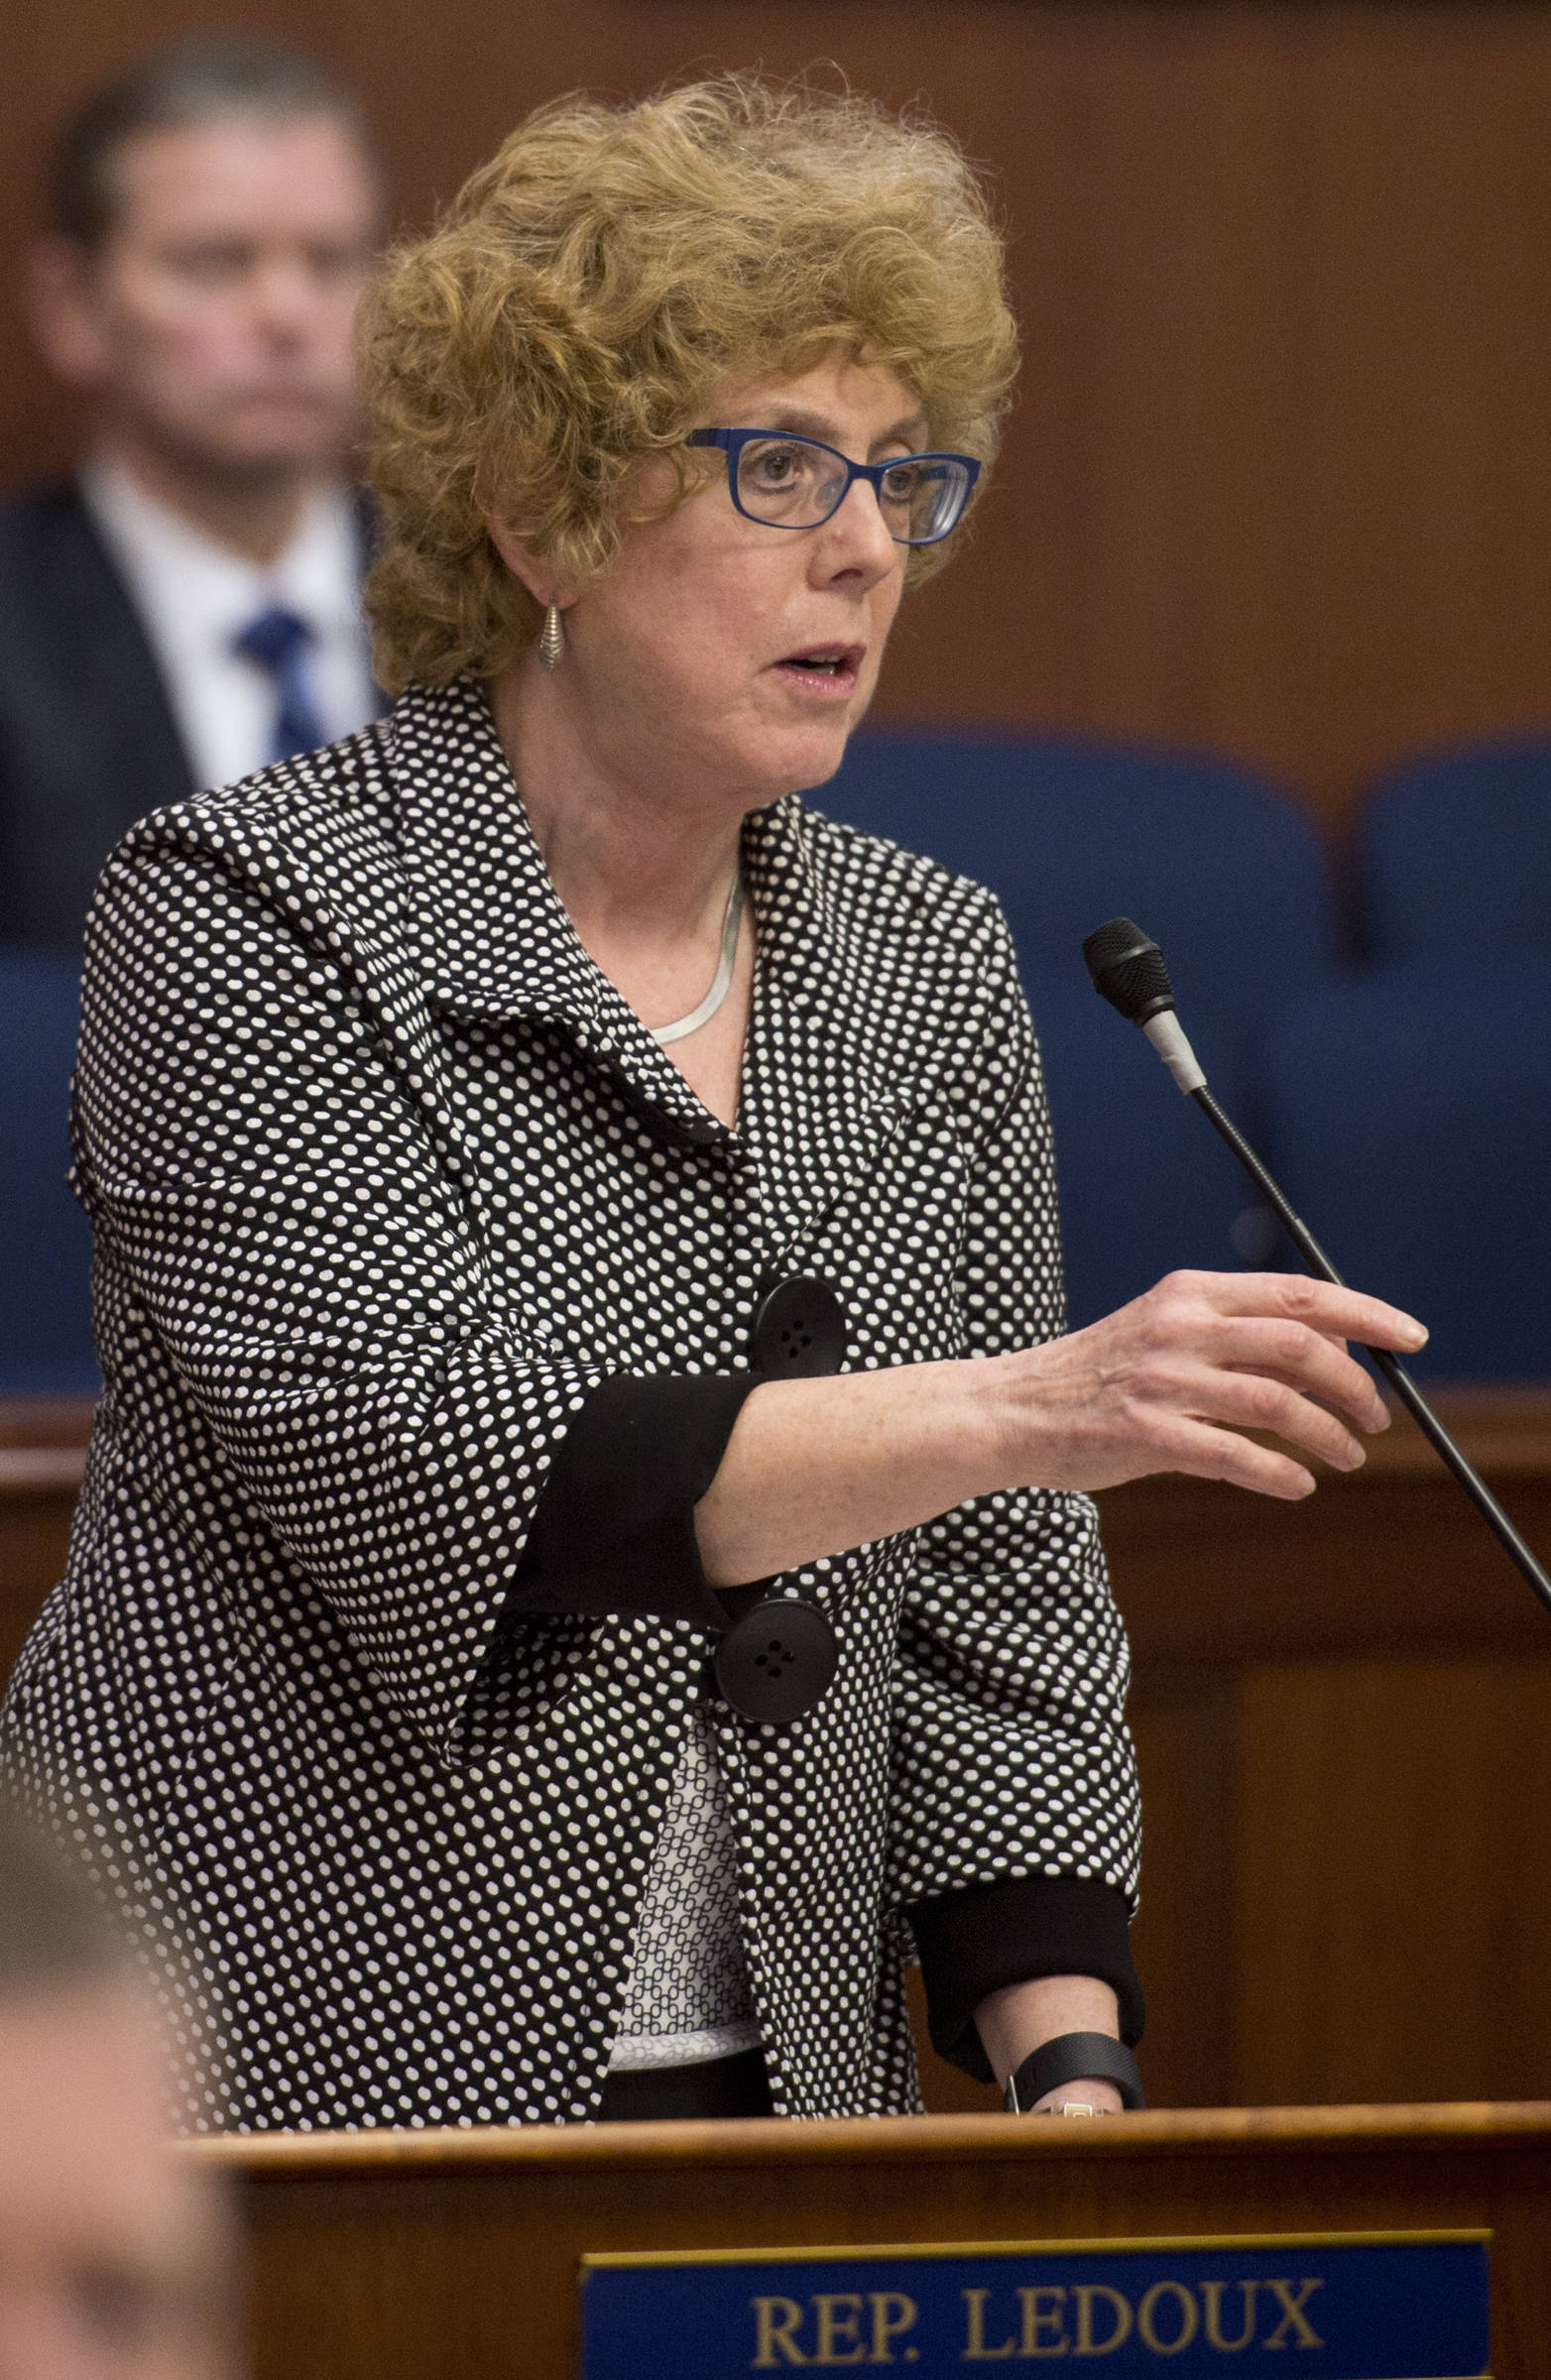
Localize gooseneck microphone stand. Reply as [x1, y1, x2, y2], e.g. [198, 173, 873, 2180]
[1081, 915, 1551, 1622]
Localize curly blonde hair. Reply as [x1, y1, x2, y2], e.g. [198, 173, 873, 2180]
[360, 75, 1019, 691]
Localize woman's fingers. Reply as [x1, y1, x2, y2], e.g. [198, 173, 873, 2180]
[1141, 1410, 1318, 1499]
[1176, 1268, 1428, 1356]
[1206, 1316, 1390, 1434]
[1158, 1360, 1370, 1474]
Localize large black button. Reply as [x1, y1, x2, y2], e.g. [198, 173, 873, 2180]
[749, 1276, 848, 1378]
[713, 1598, 839, 1723]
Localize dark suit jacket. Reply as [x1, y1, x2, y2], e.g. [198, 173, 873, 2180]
[0, 483, 194, 951]
[0, 480, 378, 951]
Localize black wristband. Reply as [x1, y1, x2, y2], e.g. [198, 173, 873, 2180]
[1004, 2031, 1145, 2114]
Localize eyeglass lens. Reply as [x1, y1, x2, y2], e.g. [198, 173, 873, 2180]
[735, 435, 969, 543]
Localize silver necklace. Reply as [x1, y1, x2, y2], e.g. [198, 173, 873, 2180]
[650, 873, 745, 1045]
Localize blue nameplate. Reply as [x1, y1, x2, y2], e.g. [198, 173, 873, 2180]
[579, 2231, 1488, 2377]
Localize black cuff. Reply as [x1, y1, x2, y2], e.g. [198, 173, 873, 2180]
[906, 1875, 1143, 2082]
[511, 1372, 761, 1630]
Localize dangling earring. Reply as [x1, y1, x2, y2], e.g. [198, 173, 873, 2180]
[538, 602, 565, 670]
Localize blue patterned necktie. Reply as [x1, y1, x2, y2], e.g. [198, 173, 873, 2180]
[232, 605, 326, 762]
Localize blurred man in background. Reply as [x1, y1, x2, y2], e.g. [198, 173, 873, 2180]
[0, 1799, 235, 2379]
[0, 33, 387, 950]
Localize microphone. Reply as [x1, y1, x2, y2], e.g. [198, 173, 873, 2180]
[1082, 916, 1551, 1619]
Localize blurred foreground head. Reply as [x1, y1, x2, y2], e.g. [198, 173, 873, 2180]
[29, 32, 385, 493]
[0, 1804, 235, 2380]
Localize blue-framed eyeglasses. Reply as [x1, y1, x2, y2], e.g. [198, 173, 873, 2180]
[686, 427, 981, 546]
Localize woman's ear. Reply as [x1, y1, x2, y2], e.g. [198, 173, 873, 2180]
[482, 510, 575, 614]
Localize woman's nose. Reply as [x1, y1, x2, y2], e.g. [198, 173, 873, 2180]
[817, 473, 899, 579]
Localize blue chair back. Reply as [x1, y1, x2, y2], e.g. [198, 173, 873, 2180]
[1359, 736, 1551, 965]
[0, 948, 97, 1394]
[1261, 960, 1551, 1377]
[818, 731, 1336, 1325]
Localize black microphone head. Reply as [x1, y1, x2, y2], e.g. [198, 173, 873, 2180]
[1082, 917, 1177, 1024]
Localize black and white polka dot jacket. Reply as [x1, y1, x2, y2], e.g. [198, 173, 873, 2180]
[2, 676, 1141, 2130]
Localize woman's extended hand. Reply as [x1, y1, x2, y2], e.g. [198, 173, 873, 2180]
[695, 1269, 1427, 1589]
[990, 1268, 1426, 1502]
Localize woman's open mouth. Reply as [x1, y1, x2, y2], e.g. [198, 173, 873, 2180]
[771, 644, 864, 695]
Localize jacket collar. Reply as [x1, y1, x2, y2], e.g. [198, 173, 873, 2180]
[390, 674, 607, 1029]
[386, 676, 917, 1185]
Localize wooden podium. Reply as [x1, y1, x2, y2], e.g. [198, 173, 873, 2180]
[190, 2102, 1551, 2378]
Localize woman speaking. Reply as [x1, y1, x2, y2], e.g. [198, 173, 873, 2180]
[1, 78, 1422, 2131]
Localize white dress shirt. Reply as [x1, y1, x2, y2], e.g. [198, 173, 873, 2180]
[80, 456, 380, 794]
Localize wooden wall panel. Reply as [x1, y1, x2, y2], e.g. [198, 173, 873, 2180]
[7, 6, 1551, 821]
[1231, 1657, 1551, 2107]
[1126, 1668, 1239, 2108]
[1103, 1407, 1551, 2111]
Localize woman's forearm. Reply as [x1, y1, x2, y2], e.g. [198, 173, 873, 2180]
[693, 1359, 1006, 1588]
